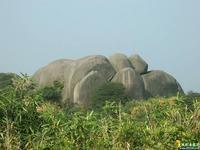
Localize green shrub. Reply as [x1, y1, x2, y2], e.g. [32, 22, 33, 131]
[92, 82, 128, 108]
[40, 81, 63, 102]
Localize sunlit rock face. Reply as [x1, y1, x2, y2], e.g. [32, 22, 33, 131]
[33, 54, 184, 106]
[112, 67, 146, 99]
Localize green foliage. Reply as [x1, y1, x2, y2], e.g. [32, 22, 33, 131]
[0, 74, 44, 149]
[92, 82, 128, 107]
[0, 73, 17, 89]
[0, 76, 199, 149]
[179, 91, 200, 111]
[40, 81, 64, 102]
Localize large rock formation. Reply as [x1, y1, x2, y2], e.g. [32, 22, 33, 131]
[33, 53, 184, 106]
[33, 55, 116, 105]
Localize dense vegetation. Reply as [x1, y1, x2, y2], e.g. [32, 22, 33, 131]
[92, 82, 128, 108]
[40, 81, 64, 103]
[0, 75, 199, 149]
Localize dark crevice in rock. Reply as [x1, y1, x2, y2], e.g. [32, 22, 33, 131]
[140, 70, 152, 75]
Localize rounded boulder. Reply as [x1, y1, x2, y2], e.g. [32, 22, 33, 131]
[129, 54, 148, 74]
[112, 67, 146, 99]
[109, 53, 133, 72]
[74, 71, 107, 107]
[142, 70, 184, 97]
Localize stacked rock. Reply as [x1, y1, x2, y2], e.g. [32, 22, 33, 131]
[33, 53, 184, 107]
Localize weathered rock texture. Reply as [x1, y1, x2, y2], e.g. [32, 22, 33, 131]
[33, 54, 184, 106]
[129, 54, 148, 74]
[62, 55, 116, 104]
[74, 71, 107, 107]
[112, 67, 146, 99]
[32, 59, 74, 88]
[109, 53, 133, 72]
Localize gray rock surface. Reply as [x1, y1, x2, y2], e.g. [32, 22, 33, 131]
[61, 61, 76, 104]
[142, 70, 184, 97]
[129, 54, 148, 74]
[62, 55, 116, 104]
[112, 67, 146, 99]
[109, 53, 133, 72]
[74, 71, 107, 107]
[33, 59, 74, 88]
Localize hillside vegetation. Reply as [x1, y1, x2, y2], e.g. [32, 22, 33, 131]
[0, 75, 199, 149]
[0, 73, 17, 89]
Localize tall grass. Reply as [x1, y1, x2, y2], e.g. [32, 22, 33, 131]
[0, 75, 199, 149]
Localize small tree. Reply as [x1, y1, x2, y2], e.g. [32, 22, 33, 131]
[40, 81, 64, 102]
[92, 82, 128, 108]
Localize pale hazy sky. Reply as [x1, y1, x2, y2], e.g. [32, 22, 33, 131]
[0, 0, 200, 92]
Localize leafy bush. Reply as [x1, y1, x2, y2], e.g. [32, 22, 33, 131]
[92, 82, 128, 107]
[40, 81, 64, 102]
